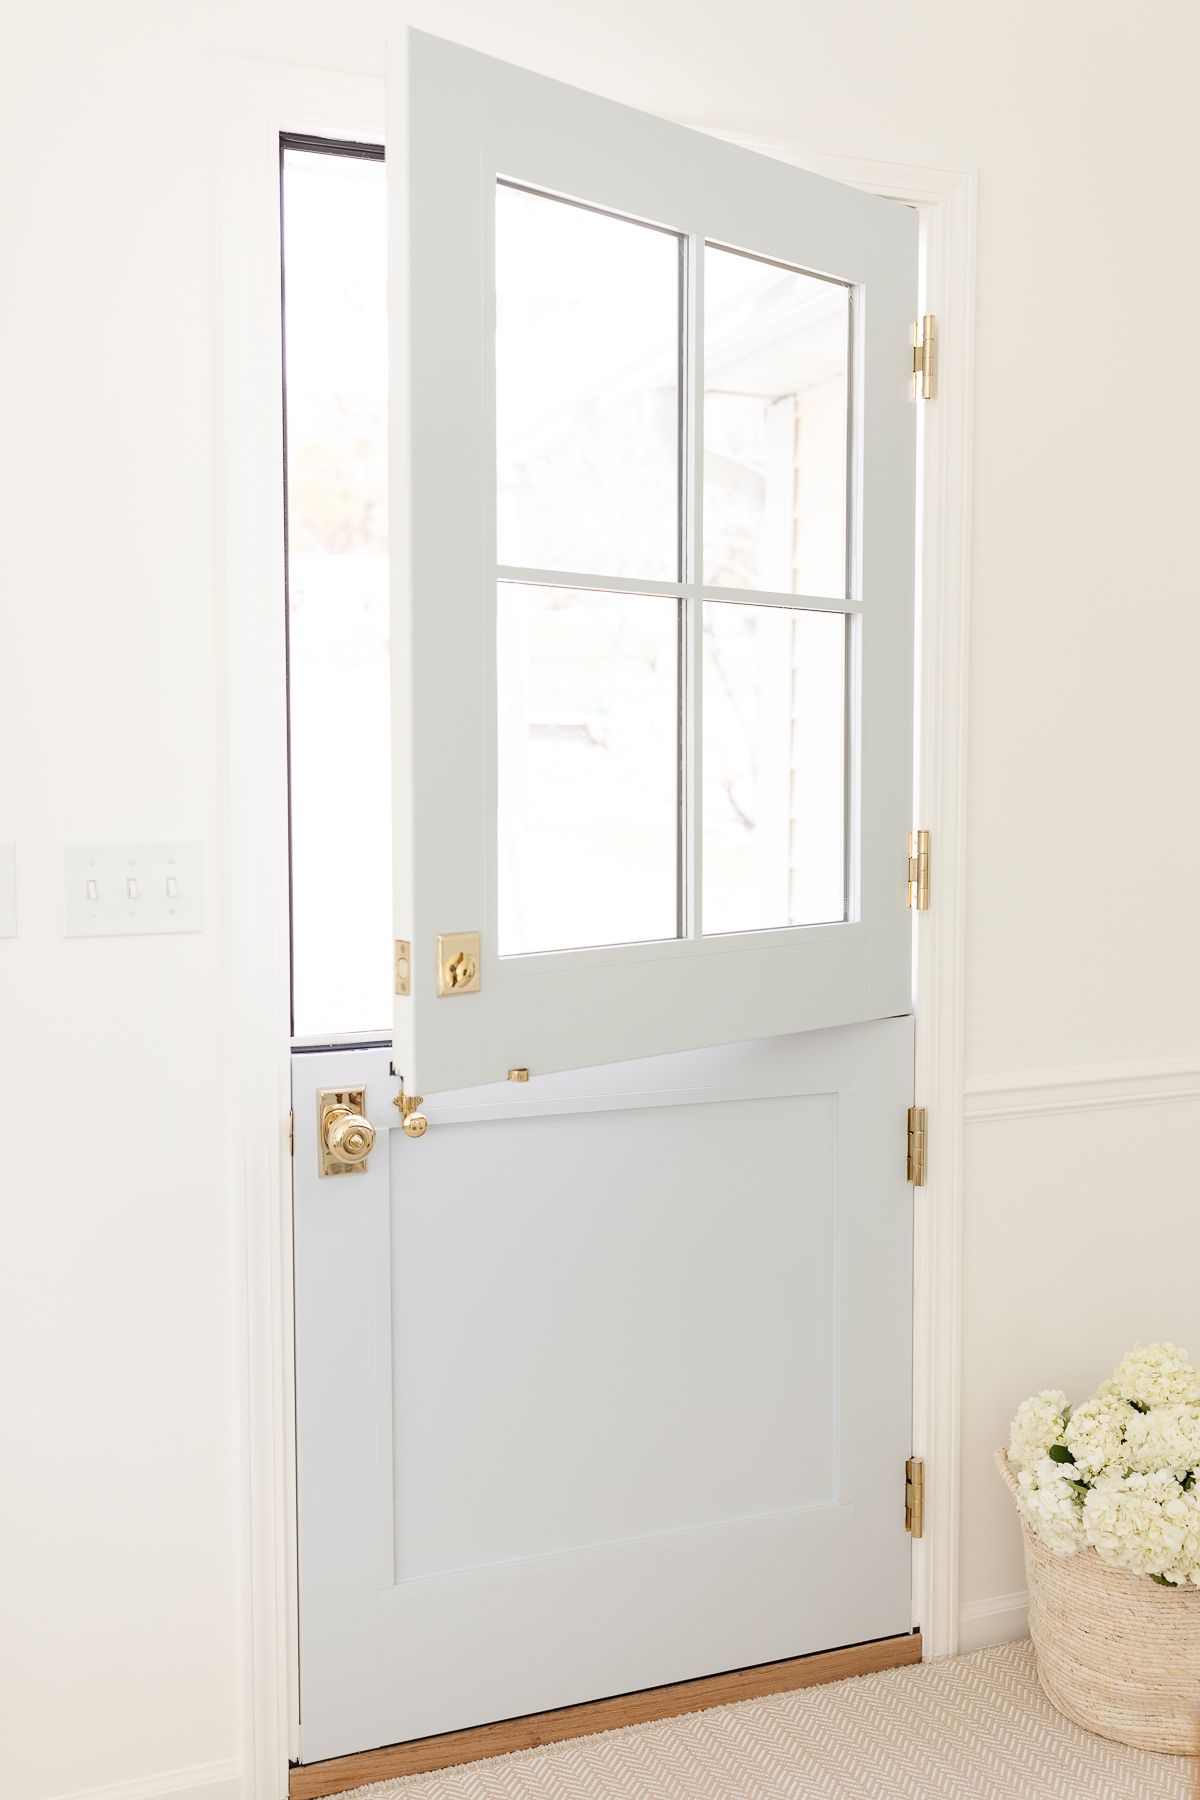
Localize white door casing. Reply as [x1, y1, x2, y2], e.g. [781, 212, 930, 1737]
[390, 31, 917, 1099]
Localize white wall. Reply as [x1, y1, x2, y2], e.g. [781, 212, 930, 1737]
[4, 3, 1199, 1796]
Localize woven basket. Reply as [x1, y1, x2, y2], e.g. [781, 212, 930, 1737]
[995, 1447, 1200, 1753]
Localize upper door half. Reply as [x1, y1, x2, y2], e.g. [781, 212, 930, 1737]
[390, 31, 917, 1097]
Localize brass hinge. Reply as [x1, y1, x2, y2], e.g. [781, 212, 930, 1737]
[907, 1106, 927, 1186]
[912, 314, 936, 399]
[907, 829, 930, 911]
[905, 1456, 926, 1537]
[288, 1109, 295, 1157]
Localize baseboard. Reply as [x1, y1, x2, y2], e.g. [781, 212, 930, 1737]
[45, 1759, 243, 1800]
[957, 1590, 1029, 1652]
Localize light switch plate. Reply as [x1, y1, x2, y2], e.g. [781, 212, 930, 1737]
[0, 843, 15, 936]
[64, 842, 202, 937]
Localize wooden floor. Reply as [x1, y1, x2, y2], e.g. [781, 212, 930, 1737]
[289, 1632, 923, 1799]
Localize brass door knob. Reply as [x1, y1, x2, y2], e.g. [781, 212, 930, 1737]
[323, 1105, 376, 1167]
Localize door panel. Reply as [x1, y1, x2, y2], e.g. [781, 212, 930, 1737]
[294, 1019, 913, 1759]
[390, 30, 917, 1096]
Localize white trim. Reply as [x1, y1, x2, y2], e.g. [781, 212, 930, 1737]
[957, 1590, 1029, 1653]
[216, 56, 385, 1800]
[46, 1759, 244, 1800]
[966, 1059, 1200, 1122]
[220, 65, 976, 1795]
[717, 134, 978, 1661]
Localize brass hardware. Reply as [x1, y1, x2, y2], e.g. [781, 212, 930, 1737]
[436, 931, 481, 996]
[912, 314, 936, 400]
[905, 1457, 926, 1537]
[507, 1067, 530, 1083]
[394, 939, 412, 997]
[392, 1085, 428, 1140]
[317, 1087, 376, 1177]
[907, 1105, 927, 1186]
[907, 829, 930, 911]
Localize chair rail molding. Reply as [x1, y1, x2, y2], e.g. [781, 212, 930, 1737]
[965, 1058, 1200, 1122]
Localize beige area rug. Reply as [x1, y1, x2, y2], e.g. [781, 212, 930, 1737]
[351, 1640, 1194, 1799]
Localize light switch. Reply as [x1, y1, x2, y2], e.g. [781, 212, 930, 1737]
[64, 843, 202, 936]
[0, 843, 15, 937]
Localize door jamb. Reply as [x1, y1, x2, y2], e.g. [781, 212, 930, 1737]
[216, 56, 386, 1800]
[218, 59, 975, 1798]
[718, 132, 977, 1670]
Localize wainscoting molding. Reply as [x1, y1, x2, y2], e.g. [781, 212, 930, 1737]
[964, 1060, 1200, 1124]
[957, 1591, 1029, 1654]
[49, 1759, 244, 1800]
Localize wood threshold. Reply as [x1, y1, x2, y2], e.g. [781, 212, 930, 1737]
[289, 1630, 922, 1798]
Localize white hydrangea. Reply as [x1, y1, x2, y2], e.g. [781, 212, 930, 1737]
[1064, 1393, 1134, 1477]
[1112, 1343, 1200, 1411]
[1161, 1486, 1200, 1588]
[1081, 1469, 1196, 1578]
[1124, 1404, 1200, 1477]
[1008, 1389, 1069, 1473]
[1016, 1456, 1087, 1555]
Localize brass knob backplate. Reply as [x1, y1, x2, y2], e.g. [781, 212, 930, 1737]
[317, 1087, 376, 1177]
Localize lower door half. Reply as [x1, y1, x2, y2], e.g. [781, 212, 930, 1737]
[293, 1016, 914, 1761]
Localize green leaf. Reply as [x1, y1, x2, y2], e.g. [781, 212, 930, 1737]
[1065, 1479, 1090, 1499]
[1047, 1444, 1075, 1463]
[1181, 1472, 1196, 1493]
[1149, 1573, 1179, 1587]
[1129, 1399, 1150, 1414]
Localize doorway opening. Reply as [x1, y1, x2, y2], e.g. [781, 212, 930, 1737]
[217, 53, 973, 1793]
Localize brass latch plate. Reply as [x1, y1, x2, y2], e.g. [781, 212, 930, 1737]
[394, 940, 411, 997]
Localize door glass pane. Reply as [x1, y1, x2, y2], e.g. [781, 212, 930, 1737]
[498, 585, 679, 955]
[702, 603, 846, 934]
[283, 143, 390, 1037]
[703, 246, 850, 600]
[496, 184, 682, 582]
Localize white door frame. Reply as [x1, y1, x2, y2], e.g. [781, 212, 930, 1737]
[216, 55, 975, 1798]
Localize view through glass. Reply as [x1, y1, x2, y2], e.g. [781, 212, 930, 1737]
[283, 141, 390, 1038]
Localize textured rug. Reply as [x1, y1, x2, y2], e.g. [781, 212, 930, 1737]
[350, 1640, 1195, 1798]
